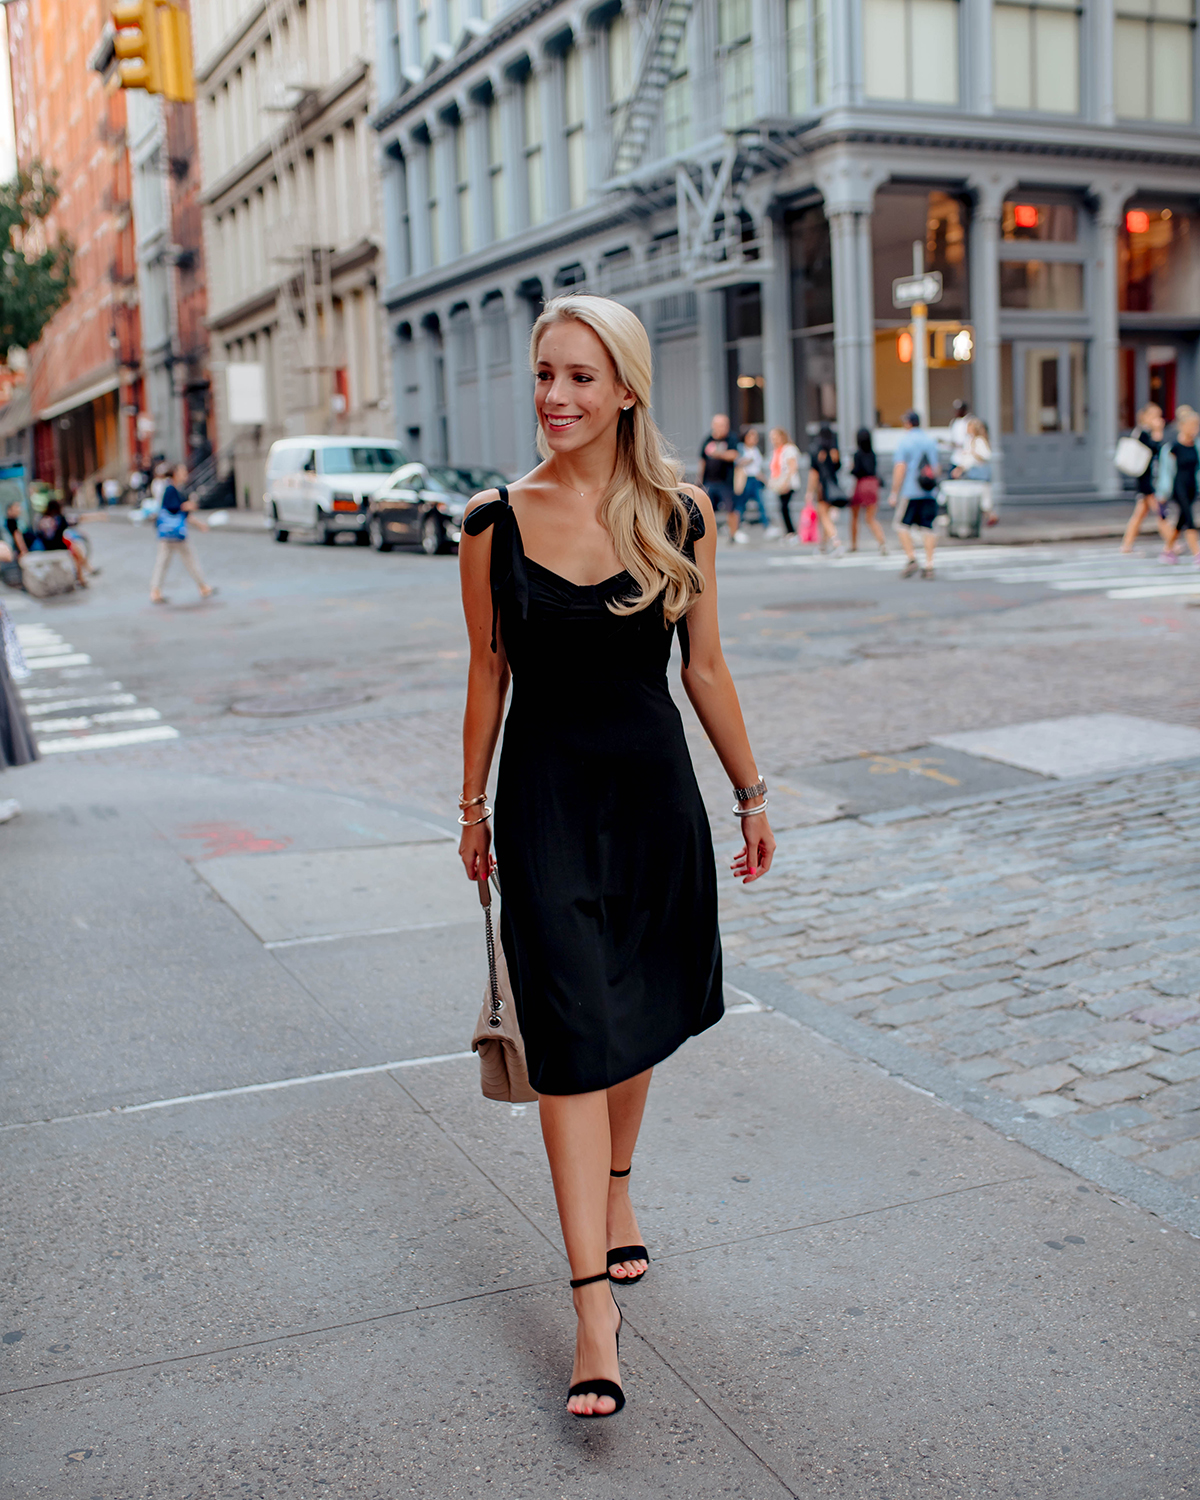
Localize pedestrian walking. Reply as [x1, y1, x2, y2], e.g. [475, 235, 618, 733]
[889, 408, 942, 578]
[736, 427, 769, 536]
[698, 413, 740, 540]
[848, 428, 887, 554]
[1119, 403, 1169, 554]
[768, 427, 802, 540]
[1155, 406, 1200, 566]
[149, 463, 216, 604]
[458, 293, 774, 1421]
[0, 598, 38, 822]
[806, 424, 845, 553]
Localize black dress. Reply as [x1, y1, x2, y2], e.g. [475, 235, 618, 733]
[464, 488, 723, 1095]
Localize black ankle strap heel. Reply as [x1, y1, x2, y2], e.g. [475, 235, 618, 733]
[607, 1166, 649, 1285]
[567, 1271, 625, 1418]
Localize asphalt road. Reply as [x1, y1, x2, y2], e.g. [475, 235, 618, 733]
[3, 517, 1199, 1498]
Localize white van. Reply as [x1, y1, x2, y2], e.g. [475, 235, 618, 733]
[264, 436, 407, 545]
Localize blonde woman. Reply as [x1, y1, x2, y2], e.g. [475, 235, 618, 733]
[1120, 403, 1168, 554]
[458, 295, 775, 1420]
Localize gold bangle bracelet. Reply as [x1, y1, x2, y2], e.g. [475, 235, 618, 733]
[458, 793, 488, 809]
[458, 807, 492, 826]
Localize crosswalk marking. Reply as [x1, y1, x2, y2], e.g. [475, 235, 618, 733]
[15, 624, 179, 754]
[763, 543, 1200, 600]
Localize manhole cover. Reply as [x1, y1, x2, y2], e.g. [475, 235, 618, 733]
[249, 656, 335, 675]
[230, 689, 370, 717]
[764, 598, 880, 613]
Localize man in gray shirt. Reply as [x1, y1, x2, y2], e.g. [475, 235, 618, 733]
[888, 410, 941, 579]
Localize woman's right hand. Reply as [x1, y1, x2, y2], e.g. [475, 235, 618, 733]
[459, 819, 495, 882]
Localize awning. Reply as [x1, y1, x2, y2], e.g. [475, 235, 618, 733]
[36, 372, 122, 422]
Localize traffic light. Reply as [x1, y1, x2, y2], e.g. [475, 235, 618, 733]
[159, 4, 194, 104]
[108, 1, 194, 102]
[112, 0, 163, 95]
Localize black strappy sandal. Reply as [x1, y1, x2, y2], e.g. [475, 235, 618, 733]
[607, 1166, 650, 1285]
[567, 1271, 625, 1418]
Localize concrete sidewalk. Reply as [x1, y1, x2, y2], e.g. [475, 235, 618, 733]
[2, 757, 1197, 1497]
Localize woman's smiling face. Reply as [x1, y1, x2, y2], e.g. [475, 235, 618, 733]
[534, 319, 633, 455]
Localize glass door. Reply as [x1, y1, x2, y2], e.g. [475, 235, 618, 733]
[1000, 340, 1089, 491]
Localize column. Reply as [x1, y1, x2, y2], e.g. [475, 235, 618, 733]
[475, 293, 494, 467]
[760, 212, 794, 438]
[1090, 180, 1133, 492]
[751, 0, 785, 117]
[967, 174, 1010, 498]
[962, 0, 993, 114]
[581, 25, 606, 197]
[539, 55, 568, 219]
[441, 305, 463, 463]
[1093, 2, 1116, 125]
[418, 319, 442, 462]
[827, 208, 865, 440]
[697, 287, 725, 436]
[508, 289, 538, 471]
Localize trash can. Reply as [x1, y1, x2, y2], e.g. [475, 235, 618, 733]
[941, 480, 985, 538]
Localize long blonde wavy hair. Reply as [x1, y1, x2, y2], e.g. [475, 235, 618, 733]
[530, 294, 705, 622]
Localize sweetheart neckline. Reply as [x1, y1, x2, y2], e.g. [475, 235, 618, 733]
[523, 554, 632, 592]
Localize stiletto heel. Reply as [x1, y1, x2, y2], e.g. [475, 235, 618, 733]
[607, 1166, 649, 1285]
[567, 1271, 625, 1418]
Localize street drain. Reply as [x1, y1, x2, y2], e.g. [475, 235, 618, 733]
[230, 689, 371, 717]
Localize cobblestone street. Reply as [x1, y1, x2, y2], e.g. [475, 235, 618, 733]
[723, 758, 1200, 1205]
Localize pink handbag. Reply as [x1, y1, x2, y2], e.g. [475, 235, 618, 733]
[799, 505, 820, 544]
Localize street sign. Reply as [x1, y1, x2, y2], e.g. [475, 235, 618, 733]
[892, 272, 943, 309]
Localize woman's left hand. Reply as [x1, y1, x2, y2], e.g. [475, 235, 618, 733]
[730, 811, 775, 883]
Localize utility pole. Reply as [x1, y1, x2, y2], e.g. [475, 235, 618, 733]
[910, 241, 929, 427]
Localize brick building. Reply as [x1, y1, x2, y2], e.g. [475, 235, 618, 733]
[2, 0, 142, 496]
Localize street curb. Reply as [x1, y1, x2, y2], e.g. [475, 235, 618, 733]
[726, 963, 1200, 1239]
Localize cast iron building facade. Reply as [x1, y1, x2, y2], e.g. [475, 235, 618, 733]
[372, 0, 1200, 497]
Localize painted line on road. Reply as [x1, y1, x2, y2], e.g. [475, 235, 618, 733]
[264, 918, 467, 949]
[20, 681, 124, 700]
[37, 724, 180, 753]
[1106, 582, 1200, 600]
[26, 653, 92, 669]
[34, 708, 162, 734]
[25, 693, 137, 715]
[0, 1050, 478, 1133]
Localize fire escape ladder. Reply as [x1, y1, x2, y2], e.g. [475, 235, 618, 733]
[610, 0, 693, 179]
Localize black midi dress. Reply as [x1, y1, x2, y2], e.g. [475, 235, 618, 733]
[464, 487, 723, 1095]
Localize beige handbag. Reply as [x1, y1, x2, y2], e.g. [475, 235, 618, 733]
[471, 874, 538, 1103]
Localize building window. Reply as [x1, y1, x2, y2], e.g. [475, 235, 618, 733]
[1116, 0, 1195, 122]
[999, 261, 1085, 310]
[664, 17, 691, 154]
[454, 118, 471, 253]
[522, 72, 545, 225]
[718, 0, 755, 127]
[1120, 205, 1200, 312]
[564, 45, 586, 209]
[609, 13, 634, 142]
[863, 0, 959, 105]
[787, 0, 830, 112]
[1001, 200, 1078, 241]
[487, 97, 506, 239]
[994, 1, 1080, 113]
[446, 0, 463, 43]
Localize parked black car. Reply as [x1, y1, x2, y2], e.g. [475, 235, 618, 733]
[367, 464, 508, 555]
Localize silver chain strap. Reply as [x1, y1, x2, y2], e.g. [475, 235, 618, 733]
[481, 872, 503, 1029]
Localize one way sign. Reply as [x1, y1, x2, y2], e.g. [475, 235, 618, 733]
[892, 272, 943, 308]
